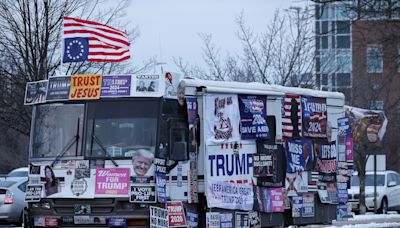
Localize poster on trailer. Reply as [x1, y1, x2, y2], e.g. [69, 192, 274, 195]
[285, 140, 314, 173]
[315, 142, 337, 182]
[238, 95, 269, 140]
[207, 180, 253, 211]
[301, 96, 327, 138]
[204, 94, 240, 145]
[256, 142, 285, 187]
[282, 95, 302, 139]
[24, 80, 48, 105]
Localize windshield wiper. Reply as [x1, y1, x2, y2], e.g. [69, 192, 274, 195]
[92, 135, 119, 167]
[51, 118, 80, 167]
[90, 119, 118, 167]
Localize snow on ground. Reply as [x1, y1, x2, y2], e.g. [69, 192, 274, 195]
[325, 212, 400, 227]
[351, 213, 400, 221]
[325, 222, 400, 228]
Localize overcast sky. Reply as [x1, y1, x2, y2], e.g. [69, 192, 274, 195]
[126, 0, 309, 72]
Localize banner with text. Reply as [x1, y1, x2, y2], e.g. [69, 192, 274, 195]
[46, 76, 70, 101]
[238, 95, 269, 140]
[150, 206, 169, 228]
[69, 74, 102, 100]
[95, 168, 130, 195]
[130, 185, 156, 203]
[286, 140, 314, 173]
[167, 201, 187, 227]
[207, 180, 253, 211]
[100, 75, 131, 97]
[206, 143, 256, 185]
[315, 142, 337, 182]
[301, 96, 327, 138]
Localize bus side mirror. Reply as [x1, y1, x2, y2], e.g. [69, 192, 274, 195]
[170, 141, 188, 161]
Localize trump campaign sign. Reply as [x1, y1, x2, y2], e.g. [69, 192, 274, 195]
[301, 96, 327, 138]
[205, 142, 256, 210]
[206, 142, 256, 185]
[238, 95, 270, 140]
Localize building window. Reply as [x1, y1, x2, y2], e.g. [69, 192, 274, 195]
[336, 21, 351, 34]
[321, 36, 328, 49]
[337, 35, 350, 49]
[367, 45, 383, 73]
[322, 74, 328, 86]
[370, 100, 384, 110]
[337, 50, 351, 73]
[337, 73, 351, 87]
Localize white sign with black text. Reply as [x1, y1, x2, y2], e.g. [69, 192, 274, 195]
[25, 184, 43, 202]
[130, 185, 156, 203]
[150, 206, 169, 228]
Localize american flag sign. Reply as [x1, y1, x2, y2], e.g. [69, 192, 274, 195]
[282, 95, 302, 139]
[63, 17, 130, 63]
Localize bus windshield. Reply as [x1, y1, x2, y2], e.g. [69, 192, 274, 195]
[31, 104, 84, 158]
[85, 100, 159, 158]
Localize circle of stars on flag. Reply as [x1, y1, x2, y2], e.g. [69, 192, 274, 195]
[66, 39, 85, 61]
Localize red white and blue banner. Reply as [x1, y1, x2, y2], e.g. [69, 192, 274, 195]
[282, 95, 302, 139]
[301, 96, 327, 138]
[238, 95, 269, 140]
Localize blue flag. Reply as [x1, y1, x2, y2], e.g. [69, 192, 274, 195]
[63, 37, 89, 63]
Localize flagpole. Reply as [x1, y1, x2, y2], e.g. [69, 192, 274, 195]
[61, 15, 67, 77]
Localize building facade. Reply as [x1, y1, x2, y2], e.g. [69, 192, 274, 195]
[315, 0, 400, 170]
[315, 2, 353, 102]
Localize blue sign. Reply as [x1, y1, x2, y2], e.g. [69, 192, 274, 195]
[301, 96, 327, 138]
[285, 140, 311, 173]
[108, 218, 126, 227]
[238, 95, 269, 140]
[46, 76, 71, 101]
[338, 117, 351, 137]
[101, 75, 131, 97]
[156, 172, 167, 204]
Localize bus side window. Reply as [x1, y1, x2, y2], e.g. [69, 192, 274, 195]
[169, 128, 188, 161]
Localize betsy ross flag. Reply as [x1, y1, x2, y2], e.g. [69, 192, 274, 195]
[63, 16, 130, 63]
[282, 95, 302, 139]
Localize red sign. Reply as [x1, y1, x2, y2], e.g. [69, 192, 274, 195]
[167, 201, 187, 227]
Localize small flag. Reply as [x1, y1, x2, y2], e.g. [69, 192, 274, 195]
[63, 16, 130, 63]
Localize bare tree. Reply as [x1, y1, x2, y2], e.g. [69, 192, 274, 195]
[0, 0, 154, 136]
[175, 8, 316, 87]
[0, 0, 155, 173]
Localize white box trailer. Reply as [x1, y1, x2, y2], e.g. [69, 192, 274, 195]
[180, 78, 346, 227]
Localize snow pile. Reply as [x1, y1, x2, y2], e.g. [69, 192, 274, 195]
[350, 213, 400, 221]
[326, 222, 400, 228]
